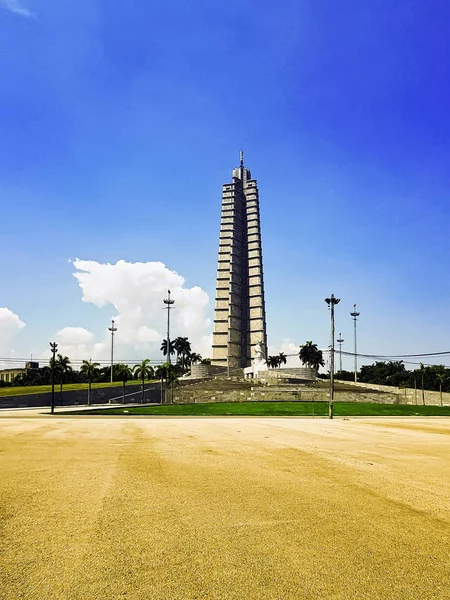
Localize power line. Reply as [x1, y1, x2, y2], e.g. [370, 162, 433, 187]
[339, 350, 450, 359]
[282, 350, 450, 367]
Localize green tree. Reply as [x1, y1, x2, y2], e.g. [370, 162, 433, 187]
[155, 364, 166, 404]
[419, 363, 426, 405]
[189, 353, 202, 365]
[134, 359, 154, 404]
[436, 373, 446, 406]
[278, 352, 287, 368]
[359, 361, 407, 386]
[299, 342, 324, 371]
[160, 339, 176, 360]
[55, 354, 72, 405]
[80, 360, 100, 406]
[174, 337, 192, 371]
[266, 355, 280, 369]
[334, 369, 355, 381]
[116, 364, 133, 403]
[155, 362, 179, 403]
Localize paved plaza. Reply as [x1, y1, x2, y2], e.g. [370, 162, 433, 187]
[1, 415, 449, 599]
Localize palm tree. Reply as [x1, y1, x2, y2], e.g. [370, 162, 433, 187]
[160, 339, 176, 361]
[56, 354, 72, 405]
[134, 359, 154, 403]
[266, 355, 281, 369]
[189, 352, 202, 365]
[278, 352, 287, 368]
[166, 362, 179, 403]
[80, 359, 100, 406]
[116, 364, 133, 403]
[155, 362, 179, 403]
[299, 342, 325, 372]
[174, 337, 192, 371]
[155, 364, 167, 404]
[419, 363, 426, 405]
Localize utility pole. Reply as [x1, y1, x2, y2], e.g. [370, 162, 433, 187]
[350, 304, 360, 383]
[49, 342, 58, 414]
[108, 319, 117, 383]
[325, 294, 340, 419]
[336, 333, 344, 373]
[422, 370, 425, 405]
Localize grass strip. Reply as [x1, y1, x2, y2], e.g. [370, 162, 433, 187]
[66, 401, 450, 417]
[0, 381, 155, 398]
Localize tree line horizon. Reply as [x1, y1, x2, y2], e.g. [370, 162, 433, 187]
[1, 337, 449, 397]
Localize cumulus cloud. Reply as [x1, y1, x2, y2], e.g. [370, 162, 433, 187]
[0, 308, 26, 368]
[268, 340, 300, 367]
[1, 0, 35, 18]
[54, 327, 95, 358]
[54, 259, 212, 362]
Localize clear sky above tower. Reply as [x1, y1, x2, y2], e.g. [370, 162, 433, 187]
[1, 0, 450, 369]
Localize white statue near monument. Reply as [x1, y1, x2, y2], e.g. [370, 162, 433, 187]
[244, 339, 268, 378]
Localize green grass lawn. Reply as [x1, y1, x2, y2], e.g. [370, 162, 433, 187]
[67, 401, 450, 417]
[0, 380, 153, 398]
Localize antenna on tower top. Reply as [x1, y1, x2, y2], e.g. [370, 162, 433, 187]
[240, 150, 244, 167]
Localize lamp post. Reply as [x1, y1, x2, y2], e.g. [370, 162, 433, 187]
[336, 333, 344, 373]
[108, 319, 117, 383]
[325, 294, 340, 419]
[163, 290, 175, 364]
[49, 342, 58, 414]
[350, 304, 360, 383]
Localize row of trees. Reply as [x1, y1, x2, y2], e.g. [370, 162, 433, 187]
[7, 358, 152, 388]
[160, 336, 207, 369]
[266, 353, 287, 369]
[2, 334, 206, 405]
[80, 358, 182, 405]
[336, 360, 450, 395]
[266, 342, 325, 371]
[4, 357, 161, 404]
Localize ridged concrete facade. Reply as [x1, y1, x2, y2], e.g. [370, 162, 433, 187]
[212, 153, 267, 368]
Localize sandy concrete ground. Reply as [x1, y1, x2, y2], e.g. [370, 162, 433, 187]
[0, 417, 449, 600]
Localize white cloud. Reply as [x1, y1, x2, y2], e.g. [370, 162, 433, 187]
[0, 307, 25, 341]
[0, 308, 26, 369]
[268, 340, 300, 367]
[53, 259, 212, 363]
[1, 0, 35, 18]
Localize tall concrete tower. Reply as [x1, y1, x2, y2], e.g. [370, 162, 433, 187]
[212, 152, 267, 369]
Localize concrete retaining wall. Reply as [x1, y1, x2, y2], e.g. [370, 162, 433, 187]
[337, 380, 450, 406]
[0, 383, 162, 409]
[172, 387, 401, 405]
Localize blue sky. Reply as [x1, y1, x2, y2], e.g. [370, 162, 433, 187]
[1, 0, 450, 368]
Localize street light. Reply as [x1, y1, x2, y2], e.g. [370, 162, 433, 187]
[163, 290, 175, 365]
[49, 342, 58, 414]
[325, 294, 340, 419]
[350, 304, 360, 383]
[336, 333, 344, 373]
[108, 319, 117, 383]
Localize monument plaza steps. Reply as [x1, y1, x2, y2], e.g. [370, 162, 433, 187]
[173, 376, 404, 405]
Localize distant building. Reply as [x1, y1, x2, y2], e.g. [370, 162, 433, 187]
[25, 361, 39, 370]
[0, 368, 25, 383]
[0, 362, 39, 383]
